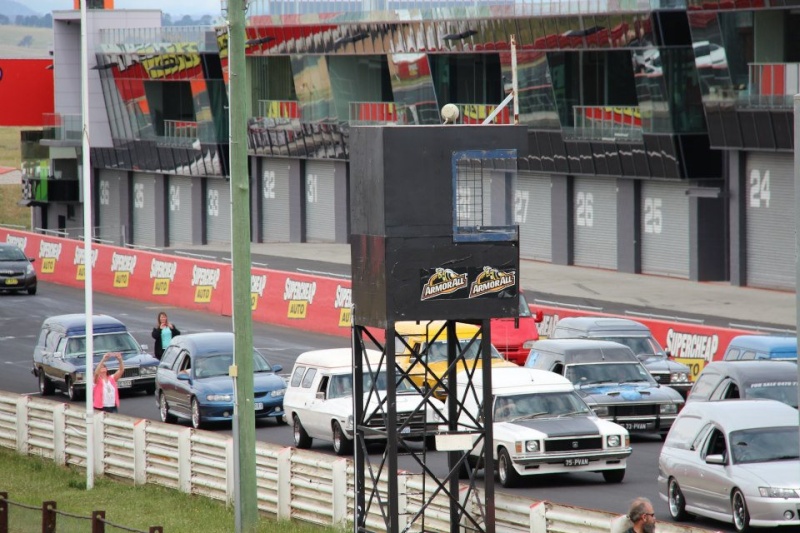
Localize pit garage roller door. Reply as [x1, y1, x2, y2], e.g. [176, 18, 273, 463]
[573, 177, 617, 269]
[262, 159, 291, 242]
[640, 181, 689, 278]
[305, 160, 336, 242]
[745, 152, 795, 290]
[516, 172, 552, 261]
[97, 169, 124, 245]
[132, 172, 157, 247]
[206, 178, 232, 244]
[168, 175, 194, 246]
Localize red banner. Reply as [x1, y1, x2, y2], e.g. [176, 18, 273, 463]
[1, 228, 763, 370]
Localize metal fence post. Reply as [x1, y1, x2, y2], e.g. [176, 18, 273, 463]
[42, 501, 56, 533]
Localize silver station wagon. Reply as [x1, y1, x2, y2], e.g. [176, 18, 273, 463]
[658, 400, 800, 532]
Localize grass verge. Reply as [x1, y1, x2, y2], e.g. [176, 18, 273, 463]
[0, 447, 342, 533]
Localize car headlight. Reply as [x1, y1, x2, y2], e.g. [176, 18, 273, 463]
[206, 394, 232, 402]
[660, 403, 678, 414]
[346, 415, 354, 431]
[759, 487, 799, 498]
[26, 264, 35, 275]
[522, 340, 537, 350]
[270, 388, 285, 397]
[140, 366, 157, 375]
[606, 435, 621, 447]
[75, 372, 85, 383]
[670, 372, 689, 383]
[592, 405, 609, 417]
[515, 440, 540, 453]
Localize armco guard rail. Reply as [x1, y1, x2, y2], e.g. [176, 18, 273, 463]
[0, 492, 164, 533]
[0, 392, 717, 533]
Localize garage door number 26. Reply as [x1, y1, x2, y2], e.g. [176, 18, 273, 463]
[576, 191, 594, 227]
[749, 169, 771, 208]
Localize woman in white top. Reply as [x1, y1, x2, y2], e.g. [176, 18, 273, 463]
[93, 352, 124, 413]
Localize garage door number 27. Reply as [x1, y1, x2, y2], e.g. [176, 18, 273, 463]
[749, 169, 771, 208]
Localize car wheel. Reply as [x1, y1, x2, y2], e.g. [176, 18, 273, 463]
[332, 421, 352, 456]
[38, 370, 55, 396]
[293, 416, 312, 449]
[27, 285, 37, 295]
[190, 397, 203, 429]
[668, 478, 690, 521]
[67, 378, 83, 401]
[732, 489, 751, 533]
[275, 415, 287, 425]
[144, 385, 156, 396]
[602, 469, 625, 483]
[158, 392, 176, 423]
[497, 448, 520, 488]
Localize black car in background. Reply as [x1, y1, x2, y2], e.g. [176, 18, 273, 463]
[0, 243, 37, 295]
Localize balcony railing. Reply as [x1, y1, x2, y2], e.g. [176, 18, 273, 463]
[257, 99, 300, 121]
[450, 103, 512, 125]
[745, 63, 800, 108]
[159, 119, 216, 147]
[571, 105, 643, 141]
[348, 101, 407, 125]
[42, 113, 82, 143]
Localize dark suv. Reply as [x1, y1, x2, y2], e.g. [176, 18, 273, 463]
[32, 314, 159, 401]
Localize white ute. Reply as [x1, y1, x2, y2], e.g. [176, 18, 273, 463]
[458, 367, 632, 487]
[283, 348, 444, 455]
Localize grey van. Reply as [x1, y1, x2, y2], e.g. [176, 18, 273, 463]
[551, 317, 692, 397]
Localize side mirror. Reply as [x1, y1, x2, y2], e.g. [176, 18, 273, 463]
[533, 309, 544, 323]
[141, 344, 149, 351]
[28, 257, 36, 263]
[177, 373, 191, 382]
[53, 351, 64, 359]
[705, 454, 726, 465]
[272, 364, 283, 373]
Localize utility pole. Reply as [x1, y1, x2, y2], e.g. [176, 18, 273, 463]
[227, 1, 257, 532]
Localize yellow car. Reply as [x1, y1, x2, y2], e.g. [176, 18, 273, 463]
[394, 320, 518, 399]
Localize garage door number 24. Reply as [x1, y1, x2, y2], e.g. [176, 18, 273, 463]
[749, 169, 771, 208]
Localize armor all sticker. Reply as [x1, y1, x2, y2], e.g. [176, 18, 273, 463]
[469, 267, 516, 298]
[420, 268, 469, 301]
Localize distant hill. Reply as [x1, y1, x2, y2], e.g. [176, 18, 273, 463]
[0, 0, 37, 19]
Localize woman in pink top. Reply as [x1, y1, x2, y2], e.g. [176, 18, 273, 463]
[93, 352, 124, 413]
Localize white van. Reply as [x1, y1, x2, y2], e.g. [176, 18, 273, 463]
[284, 348, 444, 455]
[458, 366, 631, 487]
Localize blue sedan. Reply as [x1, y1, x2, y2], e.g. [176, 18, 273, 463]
[155, 332, 285, 429]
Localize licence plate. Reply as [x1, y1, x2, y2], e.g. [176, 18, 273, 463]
[117, 379, 131, 389]
[621, 422, 654, 431]
[254, 402, 263, 410]
[4, 279, 18, 285]
[565, 458, 589, 466]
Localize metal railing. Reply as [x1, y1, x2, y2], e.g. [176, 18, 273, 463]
[42, 113, 82, 142]
[160, 120, 216, 146]
[571, 105, 643, 141]
[257, 99, 300, 120]
[449, 102, 513, 124]
[348, 101, 407, 125]
[745, 62, 800, 108]
[0, 492, 163, 533]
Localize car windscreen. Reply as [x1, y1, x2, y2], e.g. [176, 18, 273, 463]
[66, 333, 141, 357]
[744, 380, 798, 408]
[494, 391, 591, 422]
[518, 292, 532, 317]
[565, 362, 656, 386]
[730, 427, 799, 465]
[194, 350, 273, 378]
[420, 339, 504, 363]
[0, 247, 26, 261]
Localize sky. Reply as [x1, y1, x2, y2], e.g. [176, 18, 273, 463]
[35, 1, 221, 17]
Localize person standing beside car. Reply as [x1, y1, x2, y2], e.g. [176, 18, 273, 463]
[93, 352, 124, 413]
[151, 311, 180, 360]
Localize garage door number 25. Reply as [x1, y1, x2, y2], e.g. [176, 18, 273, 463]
[749, 169, 771, 208]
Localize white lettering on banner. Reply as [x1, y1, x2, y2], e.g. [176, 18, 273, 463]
[665, 328, 719, 361]
[150, 259, 178, 281]
[110, 253, 137, 274]
[39, 241, 63, 260]
[74, 247, 98, 267]
[334, 285, 351, 309]
[537, 314, 560, 338]
[191, 266, 221, 288]
[283, 278, 316, 303]
[251, 274, 267, 297]
[6, 235, 27, 251]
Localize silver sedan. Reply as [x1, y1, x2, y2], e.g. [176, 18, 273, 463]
[657, 399, 800, 532]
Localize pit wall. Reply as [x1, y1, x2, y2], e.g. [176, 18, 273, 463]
[1, 228, 758, 379]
